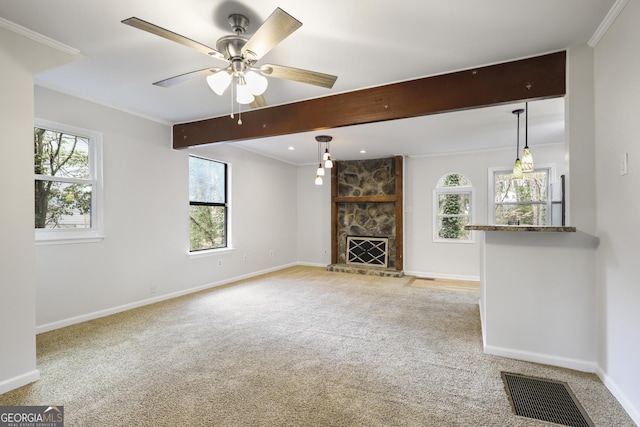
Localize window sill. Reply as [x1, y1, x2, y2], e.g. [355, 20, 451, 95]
[188, 247, 236, 259]
[36, 234, 106, 246]
[433, 238, 476, 244]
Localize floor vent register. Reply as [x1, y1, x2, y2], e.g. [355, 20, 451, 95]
[501, 372, 595, 427]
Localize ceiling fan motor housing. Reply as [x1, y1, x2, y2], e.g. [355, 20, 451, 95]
[228, 14, 249, 34]
[216, 35, 249, 61]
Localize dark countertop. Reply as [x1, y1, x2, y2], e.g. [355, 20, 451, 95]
[464, 225, 577, 232]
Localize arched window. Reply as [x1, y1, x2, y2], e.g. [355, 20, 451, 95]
[433, 173, 473, 242]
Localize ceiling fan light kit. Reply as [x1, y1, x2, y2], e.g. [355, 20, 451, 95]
[206, 71, 231, 95]
[122, 7, 337, 122]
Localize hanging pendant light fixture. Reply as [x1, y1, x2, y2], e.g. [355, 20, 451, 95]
[314, 135, 334, 185]
[512, 108, 525, 179]
[315, 137, 323, 185]
[521, 102, 535, 172]
[316, 135, 333, 169]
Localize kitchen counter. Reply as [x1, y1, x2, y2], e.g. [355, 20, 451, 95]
[465, 225, 576, 232]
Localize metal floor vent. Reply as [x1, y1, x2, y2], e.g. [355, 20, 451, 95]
[501, 372, 594, 427]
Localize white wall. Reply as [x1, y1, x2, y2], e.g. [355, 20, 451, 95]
[296, 164, 332, 266]
[0, 28, 78, 393]
[403, 144, 565, 280]
[482, 231, 598, 372]
[566, 45, 597, 235]
[594, 0, 640, 421]
[34, 87, 299, 331]
[189, 143, 299, 270]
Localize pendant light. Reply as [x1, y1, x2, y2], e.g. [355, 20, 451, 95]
[315, 137, 324, 185]
[512, 108, 525, 179]
[521, 102, 534, 172]
[314, 135, 334, 185]
[316, 135, 333, 169]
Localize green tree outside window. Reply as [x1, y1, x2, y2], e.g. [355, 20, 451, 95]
[189, 156, 228, 251]
[34, 127, 92, 229]
[435, 173, 472, 241]
[493, 170, 548, 225]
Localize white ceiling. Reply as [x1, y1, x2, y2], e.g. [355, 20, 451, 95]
[0, 1, 615, 163]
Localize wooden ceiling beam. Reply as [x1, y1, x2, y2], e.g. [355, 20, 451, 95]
[173, 51, 565, 149]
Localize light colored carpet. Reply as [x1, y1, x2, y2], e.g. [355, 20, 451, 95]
[0, 266, 634, 426]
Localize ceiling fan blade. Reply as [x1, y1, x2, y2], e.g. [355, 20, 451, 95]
[260, 64, 337, 89]
[250, 94, 267, 109]
[241, 8, 302, 61]
[122, 17, 226, 60]
[152, 68, 223, 88]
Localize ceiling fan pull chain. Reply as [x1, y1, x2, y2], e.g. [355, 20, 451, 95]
[230, 77, 235, 119]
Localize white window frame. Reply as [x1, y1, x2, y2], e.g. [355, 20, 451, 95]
[34, 119, 104, 245]
[433, 173, 474, 243]
[488, 164, 555, 226]
[187, 155, 234, 257]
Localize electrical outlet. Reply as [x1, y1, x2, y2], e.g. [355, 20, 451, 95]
[269, 250, 275, 258]
[243, 254, 248, 261]
[149, 284, 157, 295]
[323, 249, 328, 255]
[218, 259, 223, 267]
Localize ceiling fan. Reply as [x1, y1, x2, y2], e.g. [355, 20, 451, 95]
[122, 8, 338, 109]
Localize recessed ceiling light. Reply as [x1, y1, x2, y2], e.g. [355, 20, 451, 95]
[360, 149, 367, 154]
[288, 146, 295, 150]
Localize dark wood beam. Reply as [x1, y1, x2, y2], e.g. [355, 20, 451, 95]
[394, 155, 403, 271]
[330, 165, 338, 266]
[333, 195, 398, 204]
[173, 51, 565, 149]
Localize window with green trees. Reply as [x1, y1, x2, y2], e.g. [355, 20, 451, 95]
[189, 155, 228, 251]
[433, 173, 473, 242]
[492, 168, 550, 225]
[34, 120, 103, 243]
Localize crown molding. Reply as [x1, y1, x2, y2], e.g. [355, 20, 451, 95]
[589, 0, 629, 47]
[0, 16, 80, 56]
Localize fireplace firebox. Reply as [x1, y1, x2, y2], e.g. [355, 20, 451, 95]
[346, 236, 389, 268]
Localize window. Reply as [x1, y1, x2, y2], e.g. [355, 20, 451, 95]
[34, 119, 103, 244]
[491, 167, 551, 225]
[189, 155, 228, 252]
[433, 173, 473, 242]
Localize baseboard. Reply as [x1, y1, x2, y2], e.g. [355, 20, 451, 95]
[596, 366, 640, 425]
[0, 369, 40, 395]
[296, 262, 328, 268]
[403, 270, 480, 282]
[36, 263, 298, 334]
[483, 344, 598, 373]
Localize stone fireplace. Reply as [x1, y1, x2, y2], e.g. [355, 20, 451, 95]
[328, 156, 403, 276]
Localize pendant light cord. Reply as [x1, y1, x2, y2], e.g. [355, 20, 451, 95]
[524, 102, 528, 149]
[230, 77, 235, 119]
[516, 111, 521, 159]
